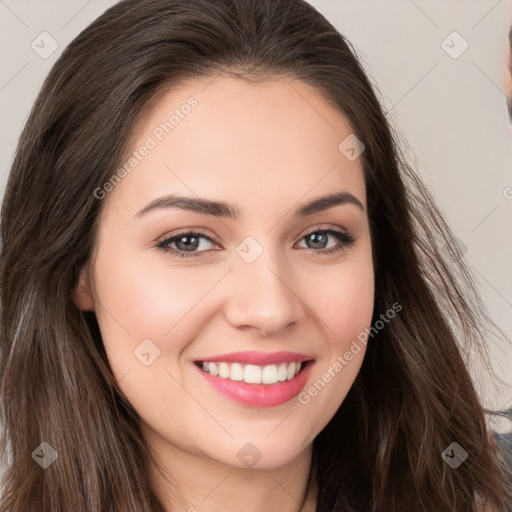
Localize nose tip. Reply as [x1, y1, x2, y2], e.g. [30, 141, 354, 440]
[224, 260, 304, 337]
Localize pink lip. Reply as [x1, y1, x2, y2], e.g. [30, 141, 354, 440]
[194, 350, 313, 365]
[194, 359, 315, 407]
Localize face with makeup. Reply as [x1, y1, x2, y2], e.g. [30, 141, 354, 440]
[75, 74, 374, 494]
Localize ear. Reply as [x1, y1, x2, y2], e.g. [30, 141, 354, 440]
[73, 262, 95, 311]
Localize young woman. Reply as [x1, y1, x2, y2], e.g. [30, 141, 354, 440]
[1, 0, 510, 510]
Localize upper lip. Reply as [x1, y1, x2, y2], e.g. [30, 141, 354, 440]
[195, 351, 314, 366]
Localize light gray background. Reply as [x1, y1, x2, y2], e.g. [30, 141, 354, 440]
[0, 0, 511, 412]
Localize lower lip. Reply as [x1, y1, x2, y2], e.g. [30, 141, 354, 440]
[194, 361, 314, 407]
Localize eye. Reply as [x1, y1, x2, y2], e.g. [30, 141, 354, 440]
[295, 228, 355, 256]
[156, 227, 356, 259]
[156, 228, 219, 259]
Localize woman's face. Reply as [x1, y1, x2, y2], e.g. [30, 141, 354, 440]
[75, 75, 374, 469]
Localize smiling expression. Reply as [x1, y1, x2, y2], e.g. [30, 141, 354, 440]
[75, 74, 375, 469]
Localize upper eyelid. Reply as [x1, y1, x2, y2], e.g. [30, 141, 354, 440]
[156, 228, 218, 246]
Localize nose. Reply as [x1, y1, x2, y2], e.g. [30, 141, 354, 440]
[224, 247, 305, 336]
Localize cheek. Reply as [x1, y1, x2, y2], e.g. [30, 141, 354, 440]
[93, 247, 209, 333]
[89, 247, 229, 428]
[319, 269, 374, 338]
[306, 252, 375, 349]
[294, 247, 374, 426]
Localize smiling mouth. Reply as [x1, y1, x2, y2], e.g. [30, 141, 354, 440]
[194, 359, 313, 385]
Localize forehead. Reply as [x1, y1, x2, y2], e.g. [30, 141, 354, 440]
[102, 74, 367, 220]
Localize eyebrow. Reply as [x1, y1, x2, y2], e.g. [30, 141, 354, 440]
[135, 191, 365, 219]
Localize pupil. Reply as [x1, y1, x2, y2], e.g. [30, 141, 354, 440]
[177, 235, 199, 251]
[308, 233, 326, 249]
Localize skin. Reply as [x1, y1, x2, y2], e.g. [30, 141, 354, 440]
[504, 31, 512, 122]
[74, 75, 375, 512]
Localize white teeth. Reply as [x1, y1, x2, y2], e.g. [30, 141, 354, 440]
[287, 362, 297, 380]
[218, 362, 230, 379]
[229, 362, 244, 381]
[277, 363, 288, 382]
[209, 362, 219, 376]
[244, 364, 262, 384]
[262, 364, 278, 384]
[200, 361, 304, 384]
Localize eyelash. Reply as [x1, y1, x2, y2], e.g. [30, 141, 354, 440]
[155, 227, 356, 259]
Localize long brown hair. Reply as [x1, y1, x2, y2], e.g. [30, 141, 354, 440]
[1, 0, 511, 510]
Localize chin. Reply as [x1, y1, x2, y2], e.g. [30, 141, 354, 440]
[211, 437, 311, 470]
